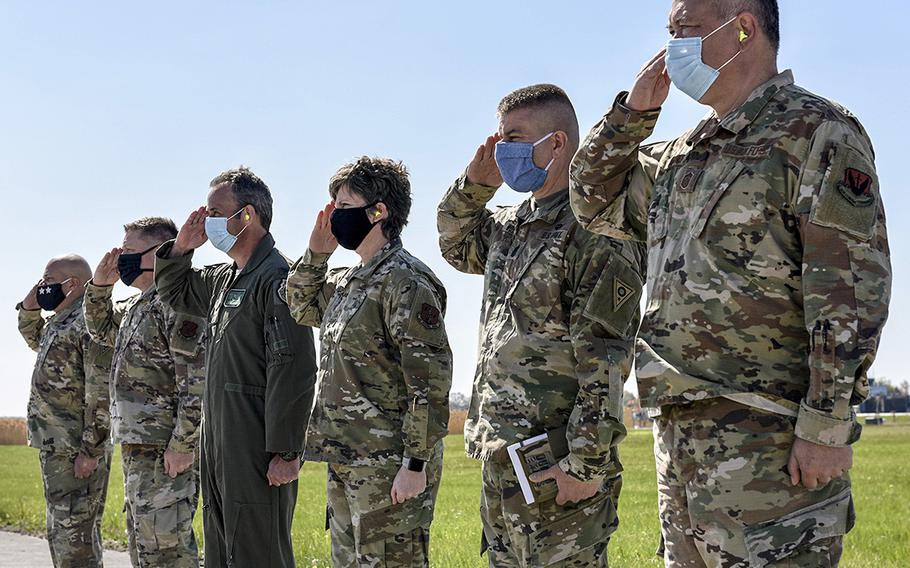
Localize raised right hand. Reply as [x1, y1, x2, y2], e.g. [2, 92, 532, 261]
[466, 134, 504, 188]
[93, 248, 123, 286]
[21, 283, 40, 310]
[172, 206, 208, 257]
[626, 48, 671, 112]
[309, 202, 338, 255]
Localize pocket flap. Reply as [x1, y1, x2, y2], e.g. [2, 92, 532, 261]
[530, 491, 617, 565]
[744, 488, 853, 567]
[224, 382, 266, 398]
[689, 163, 748, 239]
[357, 499, 431, 545]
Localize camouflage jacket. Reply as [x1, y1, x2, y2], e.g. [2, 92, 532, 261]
[570, 70, 890, 447]
[286, 240, 452, 465]
[438, 179, 644, 481]
[17, 296, 112, 458]
[83, 282, 206, 452]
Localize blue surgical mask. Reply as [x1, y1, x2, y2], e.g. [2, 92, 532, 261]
[205, 208, 249, 254]
[665, 16, 743, 102]
[494, 132, 555, 193]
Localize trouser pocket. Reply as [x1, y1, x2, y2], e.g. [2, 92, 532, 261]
[743, 487, 854, 568]
[529, 490, 617, 566]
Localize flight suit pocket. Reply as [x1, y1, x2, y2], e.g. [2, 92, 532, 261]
[529, 490, 616, 566]
[224, 383, 266, 398]
[584, 255, 643, 338]
[228, 503, 273, 565]
[743, 488, 854, 568]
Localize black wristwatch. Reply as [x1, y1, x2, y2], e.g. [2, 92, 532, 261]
[402, 456, 426, 473]
[278, 451, 301, 462]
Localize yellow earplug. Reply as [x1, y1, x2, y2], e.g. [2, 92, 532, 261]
[739, 30, 748, 42]
[245, 214, 250, 220]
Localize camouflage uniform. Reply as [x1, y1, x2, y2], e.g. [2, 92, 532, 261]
[155, 233, 318, 568]
[17, 296, 113, 568]
[83, 282, 206, 568]
[438, 179, 644, 566]
[286, 239, 452, 567]
[570, 70, 890, 567]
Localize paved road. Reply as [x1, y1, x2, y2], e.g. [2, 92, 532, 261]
[0, 531, 131, 568]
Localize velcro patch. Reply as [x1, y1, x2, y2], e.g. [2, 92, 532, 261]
[179, 320, 199, 339]
[276, 281, 289, 305]
[223, 289, 246, 308]
[722, 143, 773, 160]
[614, 278, 635, 311]
[417, 303, 441, 329]
[837, 168, 874, 206]
[675, 166, 703, 193]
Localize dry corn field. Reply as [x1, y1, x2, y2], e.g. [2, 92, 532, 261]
[447, 409, 467, 435]
[0, 418, 26, 445]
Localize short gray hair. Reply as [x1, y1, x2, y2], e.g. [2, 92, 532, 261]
[210, 166, 273, 231]
[713, 0, 780, 52]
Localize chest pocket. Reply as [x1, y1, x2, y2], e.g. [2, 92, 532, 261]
[690, 162, 770, 270]
[323, 285, 370, 347]
[506, 238, 564, 331]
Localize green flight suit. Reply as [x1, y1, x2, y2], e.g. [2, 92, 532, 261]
[155, 233, 317, 568]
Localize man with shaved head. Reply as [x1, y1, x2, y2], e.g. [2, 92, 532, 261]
[17, 254, 113, 567]
[438, 84, 645, 566]
[571, 0, 889, 565]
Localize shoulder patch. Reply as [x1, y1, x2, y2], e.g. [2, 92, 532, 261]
[179, 320, 200, 339]
[418, 303, 441, 329]
[276, 280, 288, 305]
[810, 143, 878, 240]
[837, 168, 875, 207]
[613, 277, 635, 311]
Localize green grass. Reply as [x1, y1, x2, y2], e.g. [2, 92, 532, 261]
[1, 422, 907, 567]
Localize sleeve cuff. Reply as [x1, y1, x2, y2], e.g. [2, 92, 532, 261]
[16, 304, 41, 316]
[85, 281, 115, 298]
[612, 91, 663, 125]
[301, 249, 332, 267]
[558, 453, 607, 483]
[167, 436, 196, 454]
[795, 400, 861, 447]
[454, 173, 499, 206]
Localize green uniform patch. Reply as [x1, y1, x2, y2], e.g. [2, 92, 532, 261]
[222, 288, 246, 308]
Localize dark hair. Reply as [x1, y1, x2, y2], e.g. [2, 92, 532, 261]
[716, 0, 780, 52]
[210, 166, 273, 231]
[328, 157, 412, 241]
[497, 84, 580, 146]
[123, 216, 178, 244]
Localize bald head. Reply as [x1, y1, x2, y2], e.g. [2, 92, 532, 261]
[45, 254, 92, 283]
[497, 84, 580, 150]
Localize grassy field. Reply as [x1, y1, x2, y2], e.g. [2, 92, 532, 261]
[1, 420, 908, 567]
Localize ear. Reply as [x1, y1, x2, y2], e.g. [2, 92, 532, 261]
[551, 131, 570, 161]
[370, 203, 388, 224]
[737, 13, 758, 46]
[243, 205, 253, 222]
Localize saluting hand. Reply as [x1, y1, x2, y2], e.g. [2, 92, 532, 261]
[172, 206, 209, 257]
[626, 48, 671, 112]
[309, 202, 338, 255]
[21, 283, 40, 310]
[93, 248, 122, 286]
[466, 134, 504, 188]
[529, 465, 601, 506]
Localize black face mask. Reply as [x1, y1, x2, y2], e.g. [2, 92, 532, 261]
[117, 244, 158, 287]
[36, 282, 67, 311]
[330, 202, 380, 250]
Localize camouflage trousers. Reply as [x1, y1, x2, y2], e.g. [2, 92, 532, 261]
[654, 397, 854, 568]
[326, 443, 444, 567]
[480, 459, 621, 567]
[122, 444, 199, 568]
[39, 448, 112, 568]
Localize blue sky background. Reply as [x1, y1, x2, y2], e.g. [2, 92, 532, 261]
[1, 1, 907, 416]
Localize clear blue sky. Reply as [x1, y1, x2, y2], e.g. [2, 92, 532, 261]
[2, 1, 907, 416]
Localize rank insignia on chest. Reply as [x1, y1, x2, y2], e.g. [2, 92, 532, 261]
[179, 320, 199, 339]
[417, 303, 441, 329]
[614, 278, 634, 311]
[838, 168, 875, 207]
[223, 289, 246, 308]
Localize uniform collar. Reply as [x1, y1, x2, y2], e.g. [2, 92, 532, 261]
[686, 69, 795, 145]
[237, 233, 276, 275]
[50, 294, 84, 324]
[351, 239, 402, 281]
[517, 189, 569, 226]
